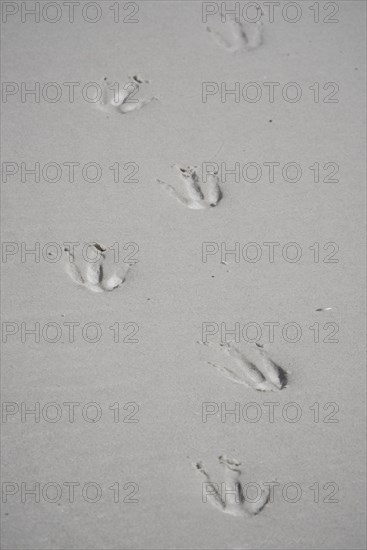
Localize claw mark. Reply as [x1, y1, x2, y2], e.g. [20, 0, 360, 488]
[92, 243, 107, 253]
[156, 165, 223, 210]
[97, 76, 157, 115]
[63, 245, 129, 293]
[199, 341, 288, 391]
[128, 74, 150, 84]
[194, 456, 270, 517]
[207, 11, 264, 53]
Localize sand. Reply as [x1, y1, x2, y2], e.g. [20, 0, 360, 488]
[1, 1, 366, 549]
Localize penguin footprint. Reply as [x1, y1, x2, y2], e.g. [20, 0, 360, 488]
[207, 13, 263, 53]
[97, 76, 158, 115]
[194, 455, 270, 517]
[64, 244, 129, 293]
[199, 341, 288, 391]
[156, 165, 223, 210]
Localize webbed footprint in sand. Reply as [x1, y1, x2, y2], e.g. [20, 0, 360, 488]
[156, 165, 223, 210]
[63, 244, 130, 293]
[198, 341, 288, 392]
[97, 75, 157, 115]
[207, 11, 264, 53]
[193, 456, 270, 517]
